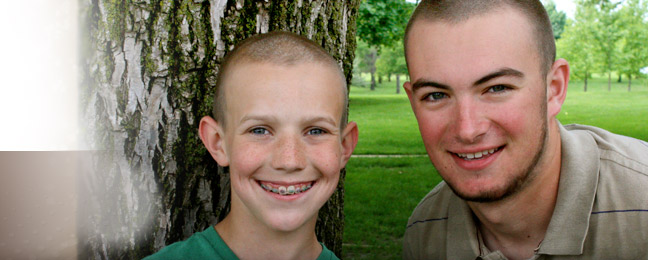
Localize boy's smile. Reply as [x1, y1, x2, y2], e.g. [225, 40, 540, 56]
[208, 61, 356, 232]
[259, 181, 313, 197]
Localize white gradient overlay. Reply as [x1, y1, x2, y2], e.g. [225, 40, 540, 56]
[0, 1, 79, 151]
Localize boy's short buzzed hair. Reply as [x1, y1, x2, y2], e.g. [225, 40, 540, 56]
[404, 0, 555, 77]
[213, 31, 348, 129]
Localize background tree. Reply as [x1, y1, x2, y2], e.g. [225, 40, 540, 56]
[543, 0, 567, 39]
[376, 43, 408, 93]
[354, 38, 379, 89]
[557, 0, 648, 92]
[557, 3, 599, 91]
[356, 0, 413, 90]
[586, 0, 622, 90]
[79, 0, 360, 258]
[617, 0, 648, 91]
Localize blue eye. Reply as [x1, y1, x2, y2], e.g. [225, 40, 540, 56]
[307, 128, 327, 135]
[250, 127, 269, 135]
[488, 85, 509, 93]
[423, 92, 448, 102]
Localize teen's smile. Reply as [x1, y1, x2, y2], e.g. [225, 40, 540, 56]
[449, 145, 505, 171]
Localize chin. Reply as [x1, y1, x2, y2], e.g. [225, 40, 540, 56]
[454, 188, 511, 203]
[263, 210, 317, 233]
[447, 179, 524, 203]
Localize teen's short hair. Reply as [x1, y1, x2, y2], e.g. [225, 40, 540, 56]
[404, 0, 555, 76]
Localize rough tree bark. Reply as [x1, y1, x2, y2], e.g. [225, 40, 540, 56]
[78, 0, 359, 258]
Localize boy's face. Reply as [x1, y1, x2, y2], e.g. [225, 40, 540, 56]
[208, 62, 356, 232]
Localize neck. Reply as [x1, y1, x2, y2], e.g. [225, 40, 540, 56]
[215, 206, 321, 260]
[468, 123, 562, 260]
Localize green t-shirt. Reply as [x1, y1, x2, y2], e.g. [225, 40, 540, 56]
[144, 226, 339, 260]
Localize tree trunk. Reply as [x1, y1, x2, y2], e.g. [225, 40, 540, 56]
[608, 72, 611, 91]
[367, 48, 377, 90]
[628, 74, 632, 92]
[584, 71, 588, 92]
[396, 74, 400, 94]
[79, 0, 360, 258]
[618, 73, 622, 83]
[370, 72, 376, 90]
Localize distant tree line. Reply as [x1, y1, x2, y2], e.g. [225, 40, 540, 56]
[354, 0, 413, 93]
[354, 0, 647, 93]
[556, 0, 648, 91]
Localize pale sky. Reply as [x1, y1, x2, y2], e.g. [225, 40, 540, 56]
[551, 0, 577, 18]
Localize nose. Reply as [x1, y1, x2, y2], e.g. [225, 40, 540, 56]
[271, 133, 307, 173]
[453, 98, 488, 144]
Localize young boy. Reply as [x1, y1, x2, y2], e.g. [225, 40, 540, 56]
[145, 32, 358, 259]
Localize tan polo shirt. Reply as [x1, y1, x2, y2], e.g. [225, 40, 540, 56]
[403, 124, 648, 260]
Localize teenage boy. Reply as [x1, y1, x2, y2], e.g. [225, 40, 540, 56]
[402, 0, 648, 259]
[146, 31, 358, 260]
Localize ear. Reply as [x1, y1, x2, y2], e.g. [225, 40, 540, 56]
[198, 116, 230, 167]
[546, 58, 569, 118]
[403, 81, 415, 102]
[339, 121, 359, 166]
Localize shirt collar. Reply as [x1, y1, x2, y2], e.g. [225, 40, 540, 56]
[537, 123, 599, 255]
[447, 193, 482, 258]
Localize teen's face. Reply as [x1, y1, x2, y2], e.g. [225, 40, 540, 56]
[404, 9, 551, 202]
[221, 62, 354, 232]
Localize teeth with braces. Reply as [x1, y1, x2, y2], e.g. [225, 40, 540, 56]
[456, 147, 499, 160]
[261, 183, 312, 196]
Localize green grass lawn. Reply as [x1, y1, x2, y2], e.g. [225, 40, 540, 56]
[558, 78, 648, 141]
[348, 93, 425, 155]
[342, 157, 441, 259]
[342, 75, 648, 259]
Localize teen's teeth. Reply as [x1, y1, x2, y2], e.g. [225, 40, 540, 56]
[457, 147, 499, 160]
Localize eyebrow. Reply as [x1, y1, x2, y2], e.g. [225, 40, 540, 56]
[473, 68, 524, 86]
[411, 80, 450, 92]
[239, 115, 338, 127]
[411, 67, 524, 92]
[304, 116, 338, 127]
[239, 114, 278, 125]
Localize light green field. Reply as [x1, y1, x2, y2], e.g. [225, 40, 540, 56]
[342, 75, 648, 259]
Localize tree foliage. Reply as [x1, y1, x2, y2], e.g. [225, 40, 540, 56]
[356, 0, 413, 90]
[543, 0, 567, 39]
[557, 0, 648, 91]
[376, 44, 407, 77]
[617, 0, 648, 90]
[558, 19, 597, 91]
[357, 0, 412, 49]
[376, 43, 408, 93]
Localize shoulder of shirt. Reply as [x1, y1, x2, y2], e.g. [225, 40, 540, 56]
[564, 123, 648, 177]
[406, 181, 454, 227]
[318, 243, 340, 260]
[143, 228, 223, 260]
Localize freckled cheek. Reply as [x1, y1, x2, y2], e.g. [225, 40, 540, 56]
[308, 144, 344, 177]
[229, 143, 268, 177]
